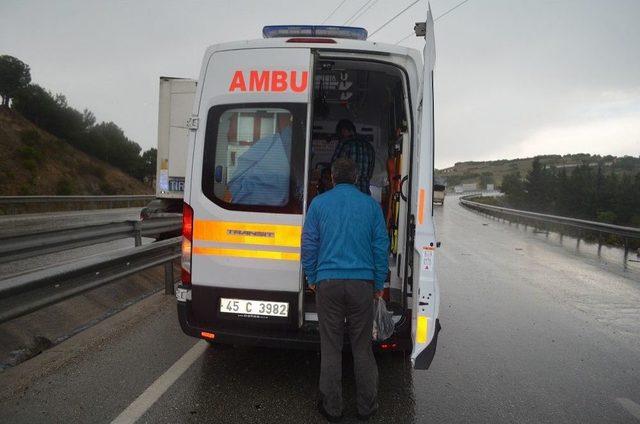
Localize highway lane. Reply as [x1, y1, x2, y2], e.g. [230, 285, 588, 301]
[0, 200, 639, 423]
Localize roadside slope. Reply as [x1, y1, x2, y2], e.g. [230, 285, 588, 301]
[0, 107, 151, 196]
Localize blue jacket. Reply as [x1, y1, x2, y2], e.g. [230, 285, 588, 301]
[301, 184, 389, 290]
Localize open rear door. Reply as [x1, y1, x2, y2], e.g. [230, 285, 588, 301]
[410, 6, 441, 369]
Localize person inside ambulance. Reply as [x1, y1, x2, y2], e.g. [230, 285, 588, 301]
[331, 119, 376, 195]
[227, 113, 296, 207]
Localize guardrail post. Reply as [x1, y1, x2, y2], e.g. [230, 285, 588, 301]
[597, 233, 603, 257]
[164, 262, 175, 295]
[133, 221, 142, 246]
[623, 238, 629, 270]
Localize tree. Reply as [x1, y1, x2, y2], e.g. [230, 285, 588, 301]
[565, 163, 594, 219]
[524, 157, 555, 212]
[501, 172, 525, 207]
[554, 168, 573, 215]
[138, 148, 157, 181]
[12, 84, 87, 144]
[0, 55, 31, 106]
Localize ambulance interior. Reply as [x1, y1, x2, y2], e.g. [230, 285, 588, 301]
[304, 58, 411, 320]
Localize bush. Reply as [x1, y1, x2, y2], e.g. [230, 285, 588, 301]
[99, 182, 116, 194]
[18, 145, 42, 162]
[18, 183, 33, 195]
[20, 129, 41, 146]
[596, 211, 616, 224]
[21, 158, 37, 173]
[56, 178, 73, 195]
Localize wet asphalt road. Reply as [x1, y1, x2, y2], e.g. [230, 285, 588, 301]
[0, 199, 639, 423]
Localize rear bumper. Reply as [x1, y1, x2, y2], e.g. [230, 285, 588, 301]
[178, 300, 321, 349]
[176, 285, 412, 351]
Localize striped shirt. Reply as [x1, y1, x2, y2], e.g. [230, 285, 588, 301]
[331, 136, 376, 194]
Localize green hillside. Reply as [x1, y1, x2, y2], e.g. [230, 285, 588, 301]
[436, 154, 640, 189]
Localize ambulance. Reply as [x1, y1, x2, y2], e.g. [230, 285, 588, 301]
[176, 9, 441, 369]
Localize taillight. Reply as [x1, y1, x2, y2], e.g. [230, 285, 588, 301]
[181, 202, 193, 285]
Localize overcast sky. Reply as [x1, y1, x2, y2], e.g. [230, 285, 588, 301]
[1, 0, 639, 168]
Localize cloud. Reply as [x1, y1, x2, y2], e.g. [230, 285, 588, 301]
[510, 112, 640, 159]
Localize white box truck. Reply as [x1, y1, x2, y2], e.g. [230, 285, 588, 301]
[141, 77, 196, 221]
[175, 10, 441, 370]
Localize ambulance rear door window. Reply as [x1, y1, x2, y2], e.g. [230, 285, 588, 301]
[202, 103, 307, 214]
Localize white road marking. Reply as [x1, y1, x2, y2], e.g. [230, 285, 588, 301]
[617, 398, 640, 421]
[110, 340, 208, 424]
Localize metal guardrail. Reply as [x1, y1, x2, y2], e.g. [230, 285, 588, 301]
[0, 216, 182, 323]
[0, 216, 181, 264]
[459, 196, 640, 267]
[0, 237, 181, 324]
[0, 195, 155, 204]
[460, 197, 640, 238]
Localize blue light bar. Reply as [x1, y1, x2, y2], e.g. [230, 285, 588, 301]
[263, 25, 368, 41]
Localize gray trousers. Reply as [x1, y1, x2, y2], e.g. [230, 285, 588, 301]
[316, 279, 378, 416]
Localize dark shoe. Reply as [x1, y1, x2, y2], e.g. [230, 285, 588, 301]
[317, 400, 343, 423]
[356, 407, 378, 421]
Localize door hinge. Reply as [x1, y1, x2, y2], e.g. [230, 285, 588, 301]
[187, 115, 199, 130]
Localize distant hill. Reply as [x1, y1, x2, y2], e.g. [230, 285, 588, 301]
[0, 107, 151, 195]
[436, 154, 640, 189]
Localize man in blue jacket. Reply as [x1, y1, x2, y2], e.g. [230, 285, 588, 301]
[302, 158, 389, 422]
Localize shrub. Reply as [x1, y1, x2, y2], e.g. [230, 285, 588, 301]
[99, 182, 116, 194]
[596, 211, 617, 224]
[20, 129, 41, 146]
[18, 183, 33, 195]
[21, 158, 37, 173]
[56, 178, 73, 195]
[18, 145, 42, 162]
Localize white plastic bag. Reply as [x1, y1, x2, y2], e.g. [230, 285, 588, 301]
[372, 298, 395, 341]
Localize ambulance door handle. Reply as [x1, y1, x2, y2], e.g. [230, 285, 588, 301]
[399, 175, 408, 201]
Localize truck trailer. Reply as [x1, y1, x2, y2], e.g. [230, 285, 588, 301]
[140, 77, 196, 221]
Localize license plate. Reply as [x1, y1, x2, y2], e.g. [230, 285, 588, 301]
[219, 298, 289, 317]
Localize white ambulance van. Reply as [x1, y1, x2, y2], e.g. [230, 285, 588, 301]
[177, 10, 440, 369]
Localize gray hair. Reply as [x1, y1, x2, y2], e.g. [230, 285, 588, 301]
[331, 158, 358, 185]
